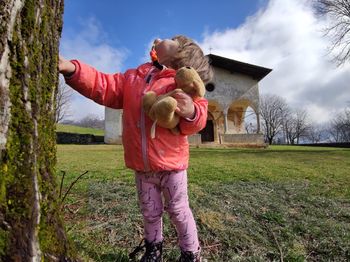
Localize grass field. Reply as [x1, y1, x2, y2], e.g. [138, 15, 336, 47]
[56, 145, 350, 261]
[56, 124, 104, 136]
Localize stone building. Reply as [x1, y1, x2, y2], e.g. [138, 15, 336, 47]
[104, 54, 272, 147]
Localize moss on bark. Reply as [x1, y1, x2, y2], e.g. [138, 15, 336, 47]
[0, 0, 78, 260]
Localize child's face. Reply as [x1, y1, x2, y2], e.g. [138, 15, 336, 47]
[153, 38, 179, 68]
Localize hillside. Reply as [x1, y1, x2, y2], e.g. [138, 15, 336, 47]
[56, 124, 105, 136]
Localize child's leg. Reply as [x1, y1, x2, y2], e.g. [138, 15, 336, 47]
[135, 172, 164, 243]
[161, 170, 200, 252]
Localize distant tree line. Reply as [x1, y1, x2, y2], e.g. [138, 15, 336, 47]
[57, 78, 104, 130]
[62, 116, 105, 130]
[258, 94, 350, 145]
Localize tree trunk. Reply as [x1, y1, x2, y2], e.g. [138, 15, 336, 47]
[268, 137, 273, 145]
[0, 0, 76, 261]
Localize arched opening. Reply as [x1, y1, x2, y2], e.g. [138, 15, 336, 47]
[199, 112, 215, 142]
[227, 99, 255, 134]
[244, 106, 259, 134]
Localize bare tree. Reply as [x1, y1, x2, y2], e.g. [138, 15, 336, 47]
[285, 109, 310, 144]
[307, 123, 329, 143]
[259, 94, 289, 145]
[315, 0, 350, 65]
[338, 107, 350, 141]
[280, 105, 292, 144]
[56, 77, 73, 123]
[329, 107, 350, 142]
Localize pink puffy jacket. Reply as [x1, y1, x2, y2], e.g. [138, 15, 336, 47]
[65, 60, 208, 171]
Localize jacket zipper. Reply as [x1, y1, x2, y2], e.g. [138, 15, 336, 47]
[140, 67, 156, 171]
[140, 104, 150, 171]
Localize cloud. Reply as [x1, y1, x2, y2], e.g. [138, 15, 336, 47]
[200, 0, 350, 124]
[69, 93, 105, 120]
[60, 17, 128, 120]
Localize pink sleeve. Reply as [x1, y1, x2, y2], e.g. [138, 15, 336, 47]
[178, 98, 208, 135]
[65, 60, 126, 109]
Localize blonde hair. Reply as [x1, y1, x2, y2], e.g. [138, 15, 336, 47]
[171, 35, 213, 84]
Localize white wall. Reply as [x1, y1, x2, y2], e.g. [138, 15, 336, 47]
[104, 107, 122, 144]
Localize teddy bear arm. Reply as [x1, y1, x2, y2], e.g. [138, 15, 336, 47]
[142, 91, 157, 115]
[153, 96, 180, 129]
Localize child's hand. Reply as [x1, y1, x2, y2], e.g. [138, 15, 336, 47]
[172, 90, 195, 119]
[58, 55, 76, 76]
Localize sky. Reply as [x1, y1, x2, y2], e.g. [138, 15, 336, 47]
[60, 0, 350, 124]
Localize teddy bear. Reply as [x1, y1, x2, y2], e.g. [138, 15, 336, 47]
[142, 66, 205, 137]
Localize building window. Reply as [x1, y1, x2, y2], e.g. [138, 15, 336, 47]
[205, 83, 215, 92]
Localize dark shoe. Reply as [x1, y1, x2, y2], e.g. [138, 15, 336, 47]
[178, 248, 202, 262]
[129, 239, 163, 262]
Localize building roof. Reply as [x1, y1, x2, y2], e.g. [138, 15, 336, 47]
[207, 54, 272, 81]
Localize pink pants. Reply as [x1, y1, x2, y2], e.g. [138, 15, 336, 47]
[135, 170, 200, 252]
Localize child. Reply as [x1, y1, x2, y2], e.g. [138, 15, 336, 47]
[59, 35, 213, 262]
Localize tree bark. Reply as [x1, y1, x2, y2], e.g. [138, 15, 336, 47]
[0, 0, 77, 261]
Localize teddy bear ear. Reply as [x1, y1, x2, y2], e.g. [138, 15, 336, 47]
[193, 80, 205, 98]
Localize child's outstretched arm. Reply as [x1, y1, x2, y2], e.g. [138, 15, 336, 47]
[58, 55, 125, 109]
